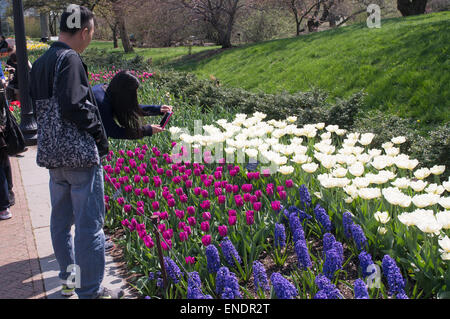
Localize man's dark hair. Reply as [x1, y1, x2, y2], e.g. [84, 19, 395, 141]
[59, 5, 94, 35]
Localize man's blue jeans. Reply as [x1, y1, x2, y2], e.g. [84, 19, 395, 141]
[49, 165, 105, 299]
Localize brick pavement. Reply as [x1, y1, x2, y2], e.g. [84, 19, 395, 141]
[0, 146, 134, 299]
[0, 155, 45, 299]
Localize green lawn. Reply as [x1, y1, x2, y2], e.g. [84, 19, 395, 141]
[169, 12, 450, 125]
[88, 40, 221, 67]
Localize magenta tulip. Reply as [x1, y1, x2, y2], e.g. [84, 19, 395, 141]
[201, 235, 211, 246]
[202, 211, 211, 220]
[187, 216, 196, 226]
[218, 225, 228, 237]
[201, 221, 210, 232]
[228, 215, 237, 226]
[187, 206, 195, 216]
[179, 231, 188, 242]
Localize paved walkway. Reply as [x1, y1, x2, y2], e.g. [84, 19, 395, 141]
[0, 146, 133, 299]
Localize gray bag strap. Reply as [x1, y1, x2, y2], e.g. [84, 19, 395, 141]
[52, 49, 75, 98]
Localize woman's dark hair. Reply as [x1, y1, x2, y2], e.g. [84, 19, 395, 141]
[106, 70, 143, 132]
[9, 53, 17, 64]
[60, 5, 94, 35]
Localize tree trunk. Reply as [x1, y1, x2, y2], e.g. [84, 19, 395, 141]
[40, 12, 49, 40]
[397, 0, 428, 16]
[112, 24, 118, 48]
[113, 3, 133, 53]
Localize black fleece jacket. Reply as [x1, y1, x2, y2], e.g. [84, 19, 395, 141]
[29, 41, 109, 157]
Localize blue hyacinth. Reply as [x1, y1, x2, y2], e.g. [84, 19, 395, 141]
[187, 272, 212, 299]
[252, 261, 270, 292]
[358, 251, 375, 279]
[323, 247, 343, 279]
[298, 185, 312, 209]
[215, 266, 241, 299]
[323, 233, 336, 253]
[342, 211, 354, 239]
[288, 205, 312, 223]
[382, 255, 406, 297]
[270, 272, 298, 299]
[313, 290, 329, 299]
[289, 213, 305, 242]
[314, 274, 342, 299]
[274, 223, 286, 249]
[314, 204, 332, 233]
[351, 223, 368, 251]
[206, 244, 221, 273]
[164, 257, 182, 284]
[220, 237, 241, 266]
[294, 239, 312, 270]
[354, 278, 369, 299]
[396, 292, 409, 299]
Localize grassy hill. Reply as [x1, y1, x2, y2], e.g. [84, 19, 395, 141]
[169, 12, 450, 126]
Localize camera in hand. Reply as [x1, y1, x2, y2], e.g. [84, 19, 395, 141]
[159, 111, 173, 129]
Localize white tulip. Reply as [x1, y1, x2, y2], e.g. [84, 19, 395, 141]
[291, 154, 310, 164]
[439, 197, 450, 209]
[332, 167, 348, 178]
[368, 149, 382, 157]
[349, 162, 365, 177]
[320, 155, 337, 170]
[425, 183, 445, 195]
[378, 227, 388, 235]
[278, 165, 294, 175]
[371, 156, 388, 170]
[245, 148, 259, 159]
[414, 167, 431, 180]
[287, 116, 297, 123]
[335, 129, 347, 136]
[385, 147, 400, 157]
[302, 163, 319, 173]
[416, 218, 442, 234]
[358, 187, 381, 200]
[290, 137, 303, 145]
[353, 177, 370, 189]
[359, 133, 375, 146]
[344, 196, 354, 203]
[407, 159, 419, 170]
[374, 211, 391, 224]
[436, 211, 450, 229]
[321, 132, 331, 140]
[382, 141, 394, 150]
[391, 136, 406, 144]
[357, 153, 371, 164]
[444, 181, 450, 192]
[315, 123, 325, 130]
[326, 125, 339, 133]
[391, 177, 411, 189]
[430, 165, 445, 175]
[347, 132, 360, 140]
[410, 180, 427, 192]
[225, 147, 236, 154]
[438, 236, 450, 253]
[412, 193, 440, 208]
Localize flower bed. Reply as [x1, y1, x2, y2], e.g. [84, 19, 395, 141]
[102, 111, 449, 299]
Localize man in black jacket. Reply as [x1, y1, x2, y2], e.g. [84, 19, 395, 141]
[29, 6, 122, 299]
